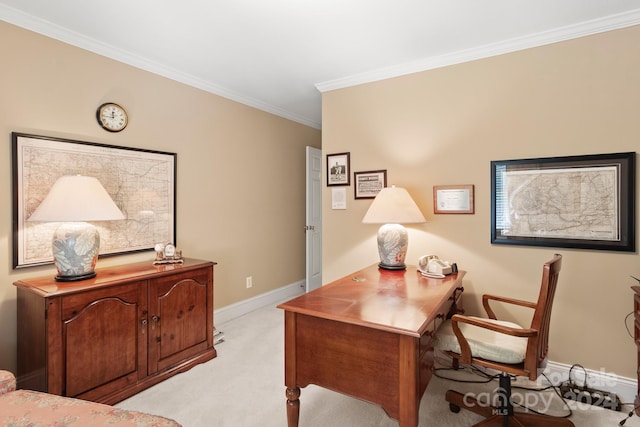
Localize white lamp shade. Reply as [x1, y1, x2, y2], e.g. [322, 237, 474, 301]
[362, 186, 426, 224]
[362, 186, 425, 270]
[29, 175, 125, 222]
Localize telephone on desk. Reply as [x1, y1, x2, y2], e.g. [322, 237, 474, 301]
[418, 255, 456, 278]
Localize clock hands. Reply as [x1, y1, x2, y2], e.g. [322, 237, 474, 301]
[97, 103, 127, 132]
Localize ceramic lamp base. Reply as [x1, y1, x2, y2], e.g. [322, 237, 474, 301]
[51, 222, 100, 282]
[376, 223, 408, 270]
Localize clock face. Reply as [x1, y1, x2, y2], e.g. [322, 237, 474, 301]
[97, 103, 128, 132]
[164, 244, 176, 257]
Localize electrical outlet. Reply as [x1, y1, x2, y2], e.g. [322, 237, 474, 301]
[246, 276, 253, 289]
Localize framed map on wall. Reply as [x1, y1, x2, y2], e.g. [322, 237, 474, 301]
[491, 152, 635, 252]
[12, 132, 177, 269]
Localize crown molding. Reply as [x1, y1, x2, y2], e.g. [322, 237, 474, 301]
[316, 9, 640, 93]
[0, 5, 321, 129]
[3, 3, 639, 129]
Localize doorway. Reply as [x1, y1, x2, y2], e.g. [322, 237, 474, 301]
[305, 146, 322, 292]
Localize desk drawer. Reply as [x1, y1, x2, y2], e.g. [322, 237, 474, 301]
[419, 285, 464, 358]
[419, 333, 436, 395]
[417, 285, 463, 396]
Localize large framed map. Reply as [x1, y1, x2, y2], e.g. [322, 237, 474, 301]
[12, 133, 176, 269]
[491, 152, 635, 252]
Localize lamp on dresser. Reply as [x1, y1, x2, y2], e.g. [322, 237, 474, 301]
[362, 185, 426, 270]
[28, 175, 125, 281]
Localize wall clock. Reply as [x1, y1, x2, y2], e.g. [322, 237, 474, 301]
[96, 102, 128, 132]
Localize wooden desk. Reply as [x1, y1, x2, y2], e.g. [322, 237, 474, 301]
[278, 264, 465, 427]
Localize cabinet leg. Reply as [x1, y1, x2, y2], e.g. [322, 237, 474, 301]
[286, 387, 300, 427]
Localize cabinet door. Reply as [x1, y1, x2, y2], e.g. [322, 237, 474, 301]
[60, 281, 147, 400]
[148, 267, 213, 373]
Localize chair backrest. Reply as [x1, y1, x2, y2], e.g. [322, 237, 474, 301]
[526, 253, 562, 375]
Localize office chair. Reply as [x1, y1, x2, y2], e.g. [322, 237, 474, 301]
[436, 254, 574, 426]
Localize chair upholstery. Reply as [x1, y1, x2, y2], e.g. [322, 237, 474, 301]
[435, 254, 575, 426]
[0, 370, 181, 426]
[437, 317, 528, 364]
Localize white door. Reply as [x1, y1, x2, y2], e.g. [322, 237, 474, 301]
[305, 146, 322, 292]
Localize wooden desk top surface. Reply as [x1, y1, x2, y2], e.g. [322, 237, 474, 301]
[278, 264, 465, 337]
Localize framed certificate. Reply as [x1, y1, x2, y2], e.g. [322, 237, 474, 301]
[354, 170, 386, 199]
[433, 184, 474, 214]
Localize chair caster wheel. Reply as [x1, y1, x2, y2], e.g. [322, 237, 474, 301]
[449, 403, 460, 413]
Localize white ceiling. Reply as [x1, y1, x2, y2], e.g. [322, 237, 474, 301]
[2, 1, 640, 129]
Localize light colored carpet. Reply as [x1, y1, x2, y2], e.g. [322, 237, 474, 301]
[116, 303, 637, 426]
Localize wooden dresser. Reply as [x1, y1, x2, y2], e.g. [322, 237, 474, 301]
[14, 258, 216, 405]
[633, 286, 640, 415]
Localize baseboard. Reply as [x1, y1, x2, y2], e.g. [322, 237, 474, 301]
[544, 361, 637, 405]
[214, 279, 305, 325]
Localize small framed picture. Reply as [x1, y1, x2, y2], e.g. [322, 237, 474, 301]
[433, 184, 475, 214]
[354, 170, 387, 199]
[326, 152, 350, 186]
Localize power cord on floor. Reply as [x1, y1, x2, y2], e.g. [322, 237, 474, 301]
[434, 364, 498, 384]
[434, 356, 573, 419]
[511, 372, 573, 419]
[619, 403, 640, 425]
[558, 364, 622, 412]
[434, 352, 498, 384]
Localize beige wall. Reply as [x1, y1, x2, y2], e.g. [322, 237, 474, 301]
[322, 26, 640, 379]
[0, 21, 321, 372]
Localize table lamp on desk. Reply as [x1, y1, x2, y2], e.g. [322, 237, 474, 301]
[28, 175, 125, 281]
[362, 185, 426, 270]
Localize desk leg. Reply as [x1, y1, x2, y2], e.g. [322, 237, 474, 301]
[286, 387, 300, 427]
[398, 335, 419, 427]
[284, 311, 300, 427]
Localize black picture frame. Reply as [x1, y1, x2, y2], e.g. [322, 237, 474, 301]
[491, 152, 635, 252]
[12, 132, 177, 269]
[326, 152, 350, 186]
[354, 170, 387, 199]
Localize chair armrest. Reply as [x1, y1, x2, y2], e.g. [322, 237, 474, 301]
[0, 370, 17, 395]
[482, 294, 537, 319]
[450, 314, 538, 364]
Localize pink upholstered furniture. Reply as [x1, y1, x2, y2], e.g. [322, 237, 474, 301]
[0, 370, 180, 426]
